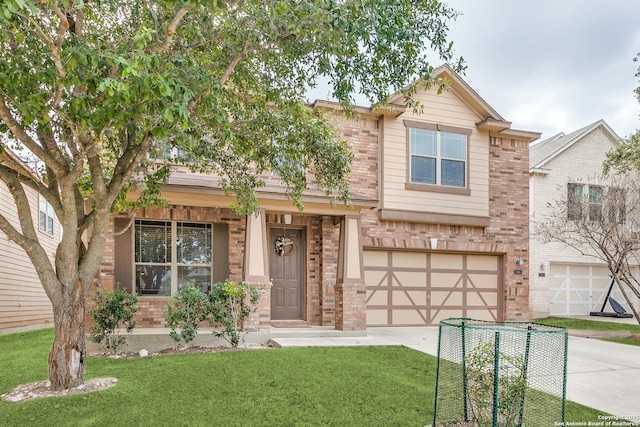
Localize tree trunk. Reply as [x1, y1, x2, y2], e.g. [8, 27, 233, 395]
[48, 280, 86, 391]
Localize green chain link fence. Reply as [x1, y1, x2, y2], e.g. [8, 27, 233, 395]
[433, 318, 568, 427]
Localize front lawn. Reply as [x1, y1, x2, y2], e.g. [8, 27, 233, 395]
[535, 317, 640, 346]
[1, 328, 605, 426]
[534, 316, 640, 333]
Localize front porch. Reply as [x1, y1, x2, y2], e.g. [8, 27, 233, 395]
[100, 206, 371, 334]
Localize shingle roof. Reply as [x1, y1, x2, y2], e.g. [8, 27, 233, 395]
[529, 119, 621, 170]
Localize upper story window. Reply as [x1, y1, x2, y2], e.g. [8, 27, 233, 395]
[39, 195, 54, 235]
[568, 183, 623, 222]
[404, 120, 471, 193]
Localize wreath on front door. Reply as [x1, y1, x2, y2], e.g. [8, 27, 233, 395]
[275, 236, 295, 256]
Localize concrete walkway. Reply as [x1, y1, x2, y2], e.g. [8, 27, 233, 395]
[271, 326, 640, 419]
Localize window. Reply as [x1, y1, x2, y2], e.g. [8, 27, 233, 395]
[588, 186, 603, 221]
[408, 124, 468, 188]
[567, 183, 618, 222]
[134, 220, 212, 296]
[39, 195, 54, 235]
[567, 183, 583, 220]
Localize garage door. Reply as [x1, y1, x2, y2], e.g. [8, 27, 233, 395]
[364, 251, 502, 326]
[549, 263, 638, 316]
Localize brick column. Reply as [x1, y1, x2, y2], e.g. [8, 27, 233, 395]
[335, 215, 366, 331]
[243, 209, 271, 331]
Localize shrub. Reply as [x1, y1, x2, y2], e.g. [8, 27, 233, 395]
[88, 287, 139, 353]
[208, 280, 260, 347]
[464, 342, 527, 427]
[165, 283, 210, 348]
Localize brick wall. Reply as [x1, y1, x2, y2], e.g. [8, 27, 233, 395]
[98, 206, 246, 328]
[357, 135, 531, 322]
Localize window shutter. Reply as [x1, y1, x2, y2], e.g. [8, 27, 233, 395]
[114, 218, 134, 292]
[213, 223, 229, 284]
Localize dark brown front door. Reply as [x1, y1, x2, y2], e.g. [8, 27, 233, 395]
[270, 227, 304, 320]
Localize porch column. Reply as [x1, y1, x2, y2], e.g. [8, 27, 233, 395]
[335, 215, 366, 331]
[243, 209, 271, 331]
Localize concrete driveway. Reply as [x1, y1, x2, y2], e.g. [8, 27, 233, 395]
[272, 326, 640, 418]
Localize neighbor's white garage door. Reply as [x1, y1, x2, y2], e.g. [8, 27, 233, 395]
[364, 251, 502, 326]
[549, 263, 638, 316]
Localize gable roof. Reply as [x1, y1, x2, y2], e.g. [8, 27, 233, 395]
[313, 64, 541, 142]
[529, 119, 621, 171]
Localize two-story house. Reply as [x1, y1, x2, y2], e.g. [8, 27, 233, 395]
[0, 183, 57, 332]
[99, 65, 539, 330]
[529, 119, 640, 318]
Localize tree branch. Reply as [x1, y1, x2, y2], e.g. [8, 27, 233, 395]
[0, 96, 63, 174]
[0, 167, 60, 298]
[148, 3, 195, 53]
[220, 38, 252, 85]
[15, 11, 67, 78]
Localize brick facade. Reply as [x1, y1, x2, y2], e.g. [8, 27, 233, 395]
[96, 69, 534, 329]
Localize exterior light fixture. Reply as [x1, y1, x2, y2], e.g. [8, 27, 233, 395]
[516, 257, 525, 266]
[430, 238, 438, 250]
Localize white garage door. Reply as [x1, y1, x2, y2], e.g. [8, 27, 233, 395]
[549, 263, 638, 316]
[364, 251, 502, 326]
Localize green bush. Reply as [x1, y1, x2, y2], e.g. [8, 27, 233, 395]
[165, 283, 210, 348]
[208, 280, 260, 347]
[464, 342, 527, 427]
[88, 287, 139, 353]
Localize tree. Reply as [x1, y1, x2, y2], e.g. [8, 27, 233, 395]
[532, 173, 640, 324]
[0, 0, 464, 390]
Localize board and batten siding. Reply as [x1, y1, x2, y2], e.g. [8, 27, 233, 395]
[0, 182, 56, 332]
[382, 87, 489, 217]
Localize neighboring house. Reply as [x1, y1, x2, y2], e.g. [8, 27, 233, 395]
[0, 183, 57, 332]
[529, 119, 640, 318]
[99, 64, 539, 330]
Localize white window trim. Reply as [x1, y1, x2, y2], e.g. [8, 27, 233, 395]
[38, 194, 55, 236]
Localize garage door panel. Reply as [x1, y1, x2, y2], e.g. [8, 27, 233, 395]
[364, 270, 387, 287]
[365, 250, 501, 326]
[467, 309, 497, 321]
[431, 291, 463, 305]
[467, 255, 499, 270]
[468, 291, 497, 306]
[364, 251, 388, 267]
[431, 272, 463, 287]
[392, 290, 423, 306]
[366, 290, 387, 305]
[392, 271, 427, 287]
[431, 254, 463, 269]
[393, 252, 427, 268]
[393, 309, 426, 325]
[367, 310, 388, 325]
[431, 309, 464, 324]
[468, 274, 498, 288]
[549, 263, 639, 315]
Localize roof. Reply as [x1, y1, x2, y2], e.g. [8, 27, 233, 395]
[529, 119, 621, 170]
[312, 64, 541, 142]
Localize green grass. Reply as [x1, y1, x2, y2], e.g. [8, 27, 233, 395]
[534, 316, 640, 333]
[0, 328, 606, 426]
[534, 317, 640, 346]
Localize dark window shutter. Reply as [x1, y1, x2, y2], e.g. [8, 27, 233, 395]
[213, 223, 229, 284]
[114, 218, 134, 292]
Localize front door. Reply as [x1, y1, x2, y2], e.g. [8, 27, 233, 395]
[270, 227, 304, 320]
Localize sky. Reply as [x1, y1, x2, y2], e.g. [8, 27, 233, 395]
[308, 1, 640, 142]
[444, 0, 640, 141]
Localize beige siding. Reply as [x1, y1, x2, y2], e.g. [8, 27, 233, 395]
[382, 87, 490, 216]
[0, 182, 56, 331]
